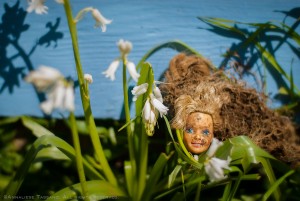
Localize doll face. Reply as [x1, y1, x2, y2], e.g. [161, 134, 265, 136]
[183, 112, 213, 154]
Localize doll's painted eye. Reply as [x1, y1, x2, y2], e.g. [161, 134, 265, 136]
[202, 129, 210, 136]
[186, 128, 194, 134]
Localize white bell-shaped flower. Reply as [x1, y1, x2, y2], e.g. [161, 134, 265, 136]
[91, 8, 112, 32]
[102, 60, 120, 81]
[150, 94, 168, 117]
[27, 0, 48, 14]
[25, 65, 63, 92]
[127, 61, 140, 82]
[131, 83, 148, 101]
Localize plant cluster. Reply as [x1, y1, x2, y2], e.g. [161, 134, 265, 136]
[0, 1, 300, 201]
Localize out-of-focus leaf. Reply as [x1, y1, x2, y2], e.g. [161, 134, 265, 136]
[21, 116, 53, 137]
[141, 153, 173, 201]
[34, 146, 70, 162]
[262, 169, 295, 201]
[124, 160, 133, 197]
[1, 135, 103, 199]
[168, 165, 182, 188]
[45, 180, 127, 201]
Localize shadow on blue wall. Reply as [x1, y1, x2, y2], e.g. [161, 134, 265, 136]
[0, 1, 65, 115]
[198, 7, 300, 105]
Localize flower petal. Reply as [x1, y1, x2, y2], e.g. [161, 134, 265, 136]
[150, 94, 168, 117]
[64, 85, 75, 112]
[53, 84, 65, 109]
[206, 138, 223, 157]
[84, 74, 93, 84]
[27, 0, 48, 14]
[131, 83, 148, 101]
[102, 60, 120, 81]
[153, 85, 163, 103]
[91, 8, 112, 32]
[127, 61, 140, 82]
[25, 65, 62, 92]
[117, 39, 132, 56]
[40, 99, 54, 115]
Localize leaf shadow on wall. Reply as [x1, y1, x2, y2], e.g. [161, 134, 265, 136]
[197, 7, 300, 106]
[0, 0, 64, 115]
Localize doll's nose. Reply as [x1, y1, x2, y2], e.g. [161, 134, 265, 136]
[194, 134, 207, 143]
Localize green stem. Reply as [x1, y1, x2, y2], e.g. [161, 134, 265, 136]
[63, 0, 117, 186]
[69, 112, 90, 201]
[122, 61, 137, 198]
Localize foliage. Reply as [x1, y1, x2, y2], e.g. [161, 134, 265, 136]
[0, 1, 300, 201]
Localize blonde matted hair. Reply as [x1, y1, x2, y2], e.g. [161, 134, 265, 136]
[171, 81, 230, 131]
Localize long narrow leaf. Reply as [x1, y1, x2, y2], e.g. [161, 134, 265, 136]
[141, 153, 173, 201]
[1, 135, 103, 198]
[262, 170, 295, 201]
[45, 180, 127, 201]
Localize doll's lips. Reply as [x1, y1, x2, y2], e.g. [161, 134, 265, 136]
[191, 141, 206, 147]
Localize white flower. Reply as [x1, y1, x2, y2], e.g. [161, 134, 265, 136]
[135, 82, 168, 136]
[24, 65, 63, 92]
[64, 85, 75, 112]
[206, 138, 223, 158]
[127, 61, 140, 82]
[91, 8, 112, 32]
[25, 66, 75, 114]
[27, 0, 48, 14]
[142, 99, 157, 136]
[205, 157, 231, 183]
[142, 99, 156, 124]
[153, 85, 163, 103]
[150, 94, 168, 117]
[84, 74, 93, 84]
[74, 7, 111, 32]
[131, 83, 148, 101]
[40, 82, 75, 115]
[204, 138, 231, 183]
[118, 39, 132, 57]
[103, 40, 140, 82]
[102, 60, 120, 81]
[55, 0, 64, 4]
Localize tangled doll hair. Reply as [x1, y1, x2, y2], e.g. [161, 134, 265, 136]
[160, 53, 300, 165]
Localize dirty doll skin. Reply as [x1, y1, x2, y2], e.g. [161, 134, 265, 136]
[183, 112, 214, 154]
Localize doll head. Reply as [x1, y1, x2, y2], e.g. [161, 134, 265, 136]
[161, 53, 300, 165]
[183, 112, 214, 154]
[171, 82, 230, 154]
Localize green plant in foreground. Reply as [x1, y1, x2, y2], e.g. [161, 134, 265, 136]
[1, 1, 300, 201]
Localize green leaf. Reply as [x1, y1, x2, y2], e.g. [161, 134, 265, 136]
[21, 116, 54, 137]
[168, 165, 182, 188]
[45, 180, 127, 201]
[124, 161, 133, 197]
[136, 40, 208, 73]
[262, 169, 295, 201]
[258, 157, 280, 201]
[1, 135, 103, 199]
[34, 146, 70, 162]
[141, 153, 173, 201]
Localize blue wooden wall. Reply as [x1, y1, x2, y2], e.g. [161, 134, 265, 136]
[0, 0, 299, 119]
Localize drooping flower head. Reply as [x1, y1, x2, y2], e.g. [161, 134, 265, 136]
[131, 82, 168, 136]
[204, 138, 231, 183]
[27, 0, 48, 14]
[25, 66, 75, 115]
[103, 39, 140, 82]
[74, 7, 112, 32]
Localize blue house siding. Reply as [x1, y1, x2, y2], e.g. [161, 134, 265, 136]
[0, 0, 299, 119]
